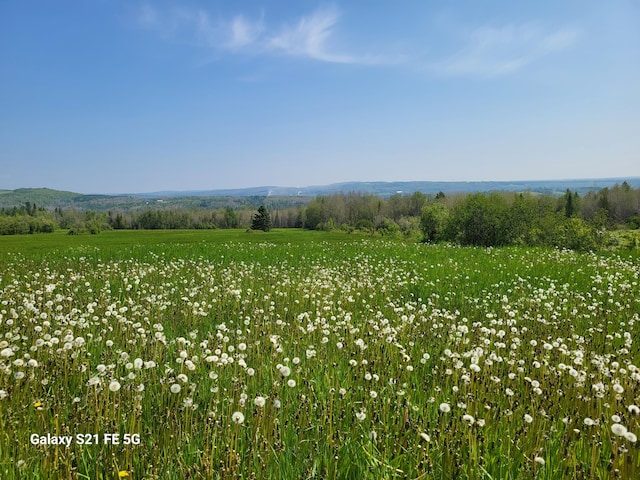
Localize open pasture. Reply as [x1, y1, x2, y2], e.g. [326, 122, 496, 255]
[0, 230, 639, 479]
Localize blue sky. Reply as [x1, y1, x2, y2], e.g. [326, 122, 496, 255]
[1, 1, 638, 194]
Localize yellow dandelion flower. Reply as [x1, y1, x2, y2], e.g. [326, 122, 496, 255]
[118, 471, 129, 478]
[33, 401, 42, 408]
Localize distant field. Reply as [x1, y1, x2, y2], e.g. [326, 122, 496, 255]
[0, 229, 358, 256]
[0, 230, 639, 479]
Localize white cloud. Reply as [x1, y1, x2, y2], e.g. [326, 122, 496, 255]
[431, 23, 579, 77]
[135, 4, 390, 66]
[267, 7, 354, 64]
[228, 15, 263, 49]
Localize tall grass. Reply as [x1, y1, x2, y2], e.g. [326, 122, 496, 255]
[0, 230, 638, 478]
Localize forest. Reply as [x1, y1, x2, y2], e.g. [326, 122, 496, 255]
[1, 182, 639, 250]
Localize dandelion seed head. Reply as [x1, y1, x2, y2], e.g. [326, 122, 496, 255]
[231, 411, 245, 424]
[611, 423, 627, 436]
[462, 414, 475, 424]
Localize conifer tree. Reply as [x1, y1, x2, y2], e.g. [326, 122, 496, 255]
[251, 205, 272, 232]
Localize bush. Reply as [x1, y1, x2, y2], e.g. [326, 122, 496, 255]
[355, 219, 375, 233]
[376, 218, 400, 237]
[627, 216, 640, 230]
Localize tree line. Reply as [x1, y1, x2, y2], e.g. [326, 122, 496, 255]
[2, 183, 639, 250]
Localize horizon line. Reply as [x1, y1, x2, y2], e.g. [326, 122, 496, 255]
[4, 175, 639, 197]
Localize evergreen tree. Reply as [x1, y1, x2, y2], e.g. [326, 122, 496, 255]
[251, 205, 272, 232]
[564, 189, 575, 217]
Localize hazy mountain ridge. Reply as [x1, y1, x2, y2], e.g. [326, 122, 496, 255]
[1, 178, 638, 211]
[123, 177, 640, 198]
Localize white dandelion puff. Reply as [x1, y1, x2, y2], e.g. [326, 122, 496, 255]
[1, 348, 15, 358]
[231, 411, 245, 424]
[611, 423, 627, 436]
[462, 414, 475, 424]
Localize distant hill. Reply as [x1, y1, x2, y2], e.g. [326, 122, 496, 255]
[1, 178, 638, 212]
[0, 188, 80, 205]
[134, 177, 640, 198]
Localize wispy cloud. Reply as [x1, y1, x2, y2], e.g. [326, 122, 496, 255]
[227, 14, 264, 49]
[266, 7, 354, 64]
[135, 4, 387, 65]
[135, 5, 576, 75]
[430, 23, 580, 77]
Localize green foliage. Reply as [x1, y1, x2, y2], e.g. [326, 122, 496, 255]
[445, 193, 511, 246]
[376, 218, 400, 236]
[0, 215, 55, 235]
[223, 206, 239, 228]
[303, 197, 326, 229]
[355, 218, 375, 233]
[3, 183, 640, 251]
[627, 215, 640, 229]
[420, 201, 449, 242]
[251, 205, 272, 232]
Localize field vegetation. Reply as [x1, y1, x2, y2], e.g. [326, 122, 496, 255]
[2, 183, 640, 254]
[0, 229, 638, 479]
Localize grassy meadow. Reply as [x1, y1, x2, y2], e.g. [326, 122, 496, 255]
[0, 229, 639, 479]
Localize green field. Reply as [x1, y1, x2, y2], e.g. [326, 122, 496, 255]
[1, 230, 639, 479]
